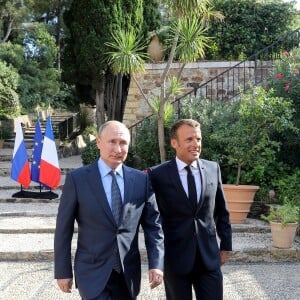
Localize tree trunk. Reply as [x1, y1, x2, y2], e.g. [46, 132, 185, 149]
[158, 80, 166, 162]
[105, 70, 130, 121]
[157, 27, 180, 163]
[55, 1, 62, 70]
[95, 81, 106, 129]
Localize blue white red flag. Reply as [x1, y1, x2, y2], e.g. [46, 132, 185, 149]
[31, 117, 43, 183]
[11, 120, 31, 188]
[39, 116, 61, 189]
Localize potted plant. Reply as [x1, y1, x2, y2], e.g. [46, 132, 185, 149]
[199, 86, 295, 223]
[261, 203, 299, 248]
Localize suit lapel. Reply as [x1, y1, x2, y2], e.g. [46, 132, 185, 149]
[122, 165, 134, 203]
[85, 162, 115, 225]
[197, 159, 206, 210]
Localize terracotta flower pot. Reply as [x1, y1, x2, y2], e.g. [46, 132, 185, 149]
[223, 184, 259, 224]
[270, 221, 298, 249]
[147, 35, 164, 63]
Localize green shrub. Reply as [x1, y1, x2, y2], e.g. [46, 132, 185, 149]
[206, 0, 297, 60]
[81, 140, 99, 165]
[130, 117, 174, 170]
[261, 203, 300, 226]
[272, 169, 300, 207]
[266, 47, 300, 168]
[179, 87, 295, 185]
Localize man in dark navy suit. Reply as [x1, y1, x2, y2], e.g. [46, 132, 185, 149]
[54, 120, 164, 300]
[149, 119, 232, 300]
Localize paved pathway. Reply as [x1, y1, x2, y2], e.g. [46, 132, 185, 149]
[0, 261, 299, 300]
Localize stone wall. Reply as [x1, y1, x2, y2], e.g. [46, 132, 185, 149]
[123, 61, 243, 127]
[123, 61, 266, 126]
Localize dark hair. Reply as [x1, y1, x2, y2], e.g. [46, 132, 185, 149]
[170, 119, 201, 140]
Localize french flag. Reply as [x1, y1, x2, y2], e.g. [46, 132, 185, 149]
[39, 116, 61, 189]
[11, 120, 31, 188]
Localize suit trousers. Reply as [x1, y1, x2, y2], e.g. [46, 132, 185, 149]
[86, 270, 135, 300]
[164, 248, 223, 300]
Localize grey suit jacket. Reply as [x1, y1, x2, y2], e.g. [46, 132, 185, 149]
[149, 158, 232, 274]
[54, 161, 164, 299]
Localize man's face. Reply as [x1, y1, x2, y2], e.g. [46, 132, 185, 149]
[96, 123, 130, 169]
[171, 124, 202, 165]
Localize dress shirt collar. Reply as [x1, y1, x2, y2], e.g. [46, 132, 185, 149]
[98, 158, 124, 178]
[175, 157, 198, 172]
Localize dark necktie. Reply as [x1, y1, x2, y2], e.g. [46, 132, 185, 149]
[185, 165, 198, 207]
[110, 170, 123, 225]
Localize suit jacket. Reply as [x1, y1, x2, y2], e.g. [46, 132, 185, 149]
[148, 158, 232, 275]
[54, 161, 164, 300]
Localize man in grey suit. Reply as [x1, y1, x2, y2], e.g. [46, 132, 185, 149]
[148, 119, 232, 300]
[54, 120, 164, 300]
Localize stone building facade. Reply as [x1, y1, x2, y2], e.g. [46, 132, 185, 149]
[123, 61, 258, 127]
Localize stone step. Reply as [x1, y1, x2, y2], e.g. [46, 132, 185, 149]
[0, 233, 78, 261]
[0, 213, 269, 234]
[0, 216, 59, 233]
[0, 228, 298, 262]
[0, 175, 66, 189]
[0, 149, 32, 160]
[0, 202, 59, 217]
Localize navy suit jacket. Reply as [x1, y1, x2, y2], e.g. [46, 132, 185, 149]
[54, 161, 164, 299]
[148, 158, 232, 275]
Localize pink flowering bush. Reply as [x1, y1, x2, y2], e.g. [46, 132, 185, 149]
[267, 48, 300, 102]
[265, 47, 300, 175]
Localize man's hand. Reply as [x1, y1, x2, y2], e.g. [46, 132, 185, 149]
[57, 278, 73, 293]
[220, 250, 230, 265]
[148, 269, 163, 289]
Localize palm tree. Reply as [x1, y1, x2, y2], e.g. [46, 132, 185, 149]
[106, 0, 223, 162]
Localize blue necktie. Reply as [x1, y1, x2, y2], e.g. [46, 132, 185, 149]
[185, 165, 198, 208]
[110, 170, 123, 225]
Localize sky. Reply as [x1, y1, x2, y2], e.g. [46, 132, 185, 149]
[284, 0, 300, 10]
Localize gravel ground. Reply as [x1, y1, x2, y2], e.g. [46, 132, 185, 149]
[0, 261, 299, 300]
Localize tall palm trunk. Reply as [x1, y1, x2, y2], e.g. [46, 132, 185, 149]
[157, 26, 180, 162]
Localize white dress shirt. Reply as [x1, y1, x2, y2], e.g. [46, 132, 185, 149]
[175, 157, 201, 202]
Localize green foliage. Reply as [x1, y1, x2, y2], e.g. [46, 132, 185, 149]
[81, 140, 100, 165]
[0, 61, 20, 118]
[23, 23, 57, 68]
[0, 24, 67, 113]
[261, 203, 300, 226]
[62, 0, 161, 122]
[0, 42, 24, 69]
[0, 120, 13, 139]
[266, 47, 300, 167]
[130, 117, 174, 169]
[142, 0, 162, 36]
[106, 30, 148, 75]
[272, 169, 300, 207]
[206, 0, 298, 60]
[172, 16, 211, 62]
[82, 126, 98, 137]
[179, 86, 295, 185]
